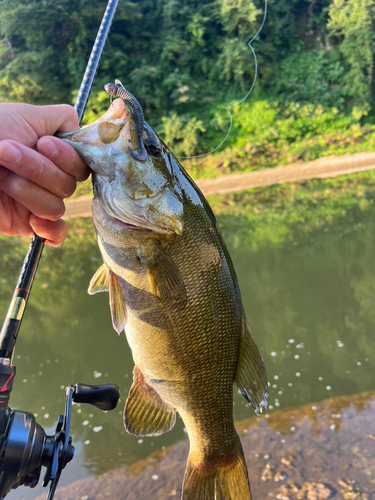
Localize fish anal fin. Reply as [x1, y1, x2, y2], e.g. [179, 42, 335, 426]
[235, 315, 268, 415]
[141, 241, 186, 302]
[124, 366, 176, 437]
[88, 263, 110, 295]
[109, 270, 127, 334]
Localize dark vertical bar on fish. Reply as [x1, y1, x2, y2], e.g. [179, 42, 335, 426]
[0, 0, 119, 361]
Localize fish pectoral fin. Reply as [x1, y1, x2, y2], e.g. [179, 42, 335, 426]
[140, 241, 186, 302]
[88, 263, 110, 295]
[109, 270, 127, 335]
[124, 366, 176, 437]
[234, 314, 268, 415]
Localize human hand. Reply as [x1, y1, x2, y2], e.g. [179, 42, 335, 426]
[0, 103, 90, 246]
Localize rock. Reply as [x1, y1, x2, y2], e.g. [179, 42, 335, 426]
[277, 493, 290, 500]
[277, 486, 291, 500]
[167, 486, 179, 496]
[338, 478, 369, 499]
[274, 471, 287, 482]
[261, 463, 275, 482]
[289, 483, 300, 494]
[281, 454, 296, 468]
[296, 482, 334, 500]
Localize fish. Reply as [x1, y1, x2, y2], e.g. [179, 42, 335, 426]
[60, 82, 268, 499]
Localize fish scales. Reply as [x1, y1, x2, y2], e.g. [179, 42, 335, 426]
[61, 91, 268, 499]
[95, 196, 240, 407]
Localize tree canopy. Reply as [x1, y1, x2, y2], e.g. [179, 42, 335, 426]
[0, 0, 374, 154]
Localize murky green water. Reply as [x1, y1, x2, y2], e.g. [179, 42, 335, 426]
[2, 189, 375, 499]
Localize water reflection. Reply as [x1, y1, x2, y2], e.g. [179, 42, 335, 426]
[1, 196, 375, 497]
[226, 216, 375, 412]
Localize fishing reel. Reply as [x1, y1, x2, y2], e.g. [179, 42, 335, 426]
[0, 360, 120, 500]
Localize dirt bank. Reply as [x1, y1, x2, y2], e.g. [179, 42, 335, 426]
[38, 391, 375, 500]
[64, 152, 375, 220]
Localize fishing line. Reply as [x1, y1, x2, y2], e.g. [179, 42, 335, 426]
[177, 0, 267, 160]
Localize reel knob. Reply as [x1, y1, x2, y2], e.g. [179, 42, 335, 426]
[73, 383, 120, 411]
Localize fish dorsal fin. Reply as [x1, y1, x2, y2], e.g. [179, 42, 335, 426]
[234, 314, 268, 415]
[109, 270, 127, 335]
[140, 241, 186, 302]
[124, 366, 176, 437]
[88, 263, 110, 295]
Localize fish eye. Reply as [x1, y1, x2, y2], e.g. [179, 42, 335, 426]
[145, 139, 162, 157]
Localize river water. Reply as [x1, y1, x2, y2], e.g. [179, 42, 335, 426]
[1, 189, 374, 499]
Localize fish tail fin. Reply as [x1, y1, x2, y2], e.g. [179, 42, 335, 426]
[182, 437, 252, 500]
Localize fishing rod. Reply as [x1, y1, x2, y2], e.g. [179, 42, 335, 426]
[0, 1, 120, 498]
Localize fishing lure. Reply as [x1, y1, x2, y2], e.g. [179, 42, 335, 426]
[104, 79, 147, 161]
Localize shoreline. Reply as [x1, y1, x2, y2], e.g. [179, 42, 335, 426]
[64, 151, 375, 219]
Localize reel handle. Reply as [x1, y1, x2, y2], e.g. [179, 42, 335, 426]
[73, 383, 120, 411]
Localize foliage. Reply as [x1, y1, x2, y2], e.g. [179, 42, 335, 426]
[156, 113, 206, 157]
[273, 49, 347, 109]
[0, 0, 373, 112]
[0, 0, 108, 103]
[327, 0, 375, 118]
[180, 100, 375, 180]
[1, 0, 375, 162]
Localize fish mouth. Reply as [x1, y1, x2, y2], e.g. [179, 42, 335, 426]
[102, 208, 175, 235]
[115, 216, 174, 235]
[116, 220, 153, 233]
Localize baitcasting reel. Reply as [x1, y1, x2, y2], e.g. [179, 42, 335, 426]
[0, 359, 120, 500]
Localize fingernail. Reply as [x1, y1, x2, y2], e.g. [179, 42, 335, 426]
[0, 143, 21, 164]
[39, 138, 57, 158]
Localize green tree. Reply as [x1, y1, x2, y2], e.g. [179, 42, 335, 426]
[328, 0, 375, 118]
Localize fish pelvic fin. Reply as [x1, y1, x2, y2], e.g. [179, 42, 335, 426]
[124, 366, 176, 437]
[88, 263, 110, 295]
[140, 241, 186, 303]
[109, 270, 127, 335]
[182, 436, 252, 500]
[235, 314, 268, 415]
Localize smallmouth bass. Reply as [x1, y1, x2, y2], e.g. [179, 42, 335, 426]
[61, 85, 268, 499]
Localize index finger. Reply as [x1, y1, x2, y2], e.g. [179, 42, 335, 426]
[28, 104, 81, 136]
[37, 136, 90, 182]
[0, 103, 82, 148]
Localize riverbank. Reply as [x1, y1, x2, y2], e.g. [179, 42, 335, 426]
[37, 391, 375, 500]
[64, 151, 375, 219]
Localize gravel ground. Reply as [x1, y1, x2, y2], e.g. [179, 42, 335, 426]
[38, 391, 375, 500]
